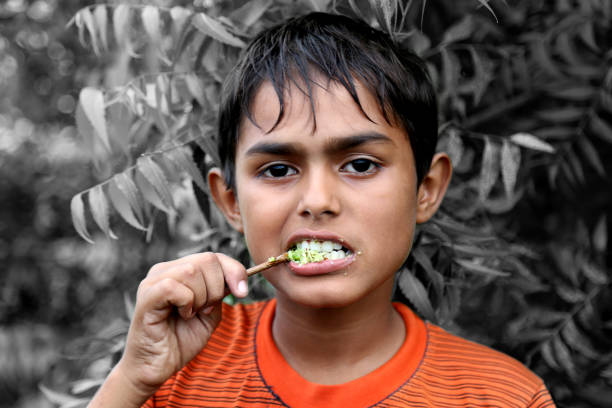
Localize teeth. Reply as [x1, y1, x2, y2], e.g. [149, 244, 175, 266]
[289, 239, 350, 264]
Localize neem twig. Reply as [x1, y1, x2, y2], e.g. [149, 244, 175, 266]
[246, 252, 290, 277]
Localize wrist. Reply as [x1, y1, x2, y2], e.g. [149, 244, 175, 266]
[89, 361, 157, 408]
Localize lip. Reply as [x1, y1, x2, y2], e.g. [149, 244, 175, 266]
[289, 254, 356, 276]
[285, 229, 354, 252]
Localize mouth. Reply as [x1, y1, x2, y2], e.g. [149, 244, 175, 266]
[287, 239, 353, 265]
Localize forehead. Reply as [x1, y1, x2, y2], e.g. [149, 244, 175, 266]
[240, 76, 405, 142]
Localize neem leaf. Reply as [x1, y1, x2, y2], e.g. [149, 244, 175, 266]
[479, 138, 500, 200]
[510, 133, 555, 153]
[501, 139, 521, 197]
[113, 172, 145, 223]
[141, 5, 161, 44]
[441, 15, 474, 44]
[80, 7, 101, 55]
[113, 4, 137, 56]
[192, 12, 246, 48]
[79, 87, 110, 151]
[593, 214, 607, 253]
[137, 156, 175, 212]
[590, 114, 612, 144]
[184, 73, 206, 107]
[229, 0, 272, 28]
[70, 192, 94, 244]
[135, 170, 171, 213]
[93, 5, 108, 51]
[166, 146, 207, 191]
[577, 136, 605, 176]
[454, 259, 510, 277]
[549, 86, 595, 101]
[108, 178, 147, 231]
[398, 268, 436, 322]
[88, 184, 118, 239]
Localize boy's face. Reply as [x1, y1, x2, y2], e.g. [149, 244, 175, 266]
[213, 76, 444, 308]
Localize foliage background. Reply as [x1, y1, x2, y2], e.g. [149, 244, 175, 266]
[1, 0, 611, 407]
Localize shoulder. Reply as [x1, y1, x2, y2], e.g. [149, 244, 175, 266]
[402, 323, 556, 407]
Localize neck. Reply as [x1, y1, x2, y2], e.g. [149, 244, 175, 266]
[272, 283, 405, 385]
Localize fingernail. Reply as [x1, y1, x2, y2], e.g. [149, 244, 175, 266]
[202, 305, 214, 315]
[237, 280, 248, 296]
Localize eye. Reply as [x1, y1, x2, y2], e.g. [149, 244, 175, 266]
[341, 158, 380, 174]
[260, 164, 297, 178]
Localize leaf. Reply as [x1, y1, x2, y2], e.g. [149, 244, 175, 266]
[93, 5, 108, 51]
[510, 133, 555, 153]
[579, 21, 599, 52]
[590, 114, 612, 143]
[192, 125, 220, 165]
[532, 38, 561, 77]
[39, 384, 88, 407]
[70, 193, 94, 244]
[552, 335, 578, 379]
[534, 126, 575, 141]
[479, 138, 499, 200]
[440, 48, 460, 93]
[141, 6, 161, 44]
[476, 0, 498, 22]
[137, 156, 175, 212]
[561, 319, 600, 359]
[113, 172, 145, 223]
[124, 292, 135, 320]
[441, 15, 474, 44]
[455, 259, 510, 277]
[548, 86, 595, 101]
[593, 215, 607, 253]
[500, 140, 521, 197]
[71, 378, 104, 394]
[398, 268, 436, 321]
[192, 12, 246, 48]
[108, 178, 147, 231]
[556, 284, 585, 303]
[80, 7, 100, 55]
[184, 73, 206, 107]
[113, 4, 136, 55]
[536, 107, 584, 123]
[445, 128, 463, 168]
[540, 341, 561, 371]
[577, 136, 605, 176]
[411, 247, 444, 299]
[79, 87, 110, 151]
[166, 146, 207, 191]
[88, 184, 118, 239]
[229, 0, 272, 28]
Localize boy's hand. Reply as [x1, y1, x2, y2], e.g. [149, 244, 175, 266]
[112, 252, 248, 403]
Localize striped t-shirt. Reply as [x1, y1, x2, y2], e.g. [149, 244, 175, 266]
[144, 300, 555, 407]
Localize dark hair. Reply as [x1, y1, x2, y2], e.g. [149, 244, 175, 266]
[217, 12, 438, 190]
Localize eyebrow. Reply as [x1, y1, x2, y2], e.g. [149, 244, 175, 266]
[244, 132, 393, 157]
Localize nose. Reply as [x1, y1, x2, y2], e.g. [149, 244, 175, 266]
[297, 167, 341, 219]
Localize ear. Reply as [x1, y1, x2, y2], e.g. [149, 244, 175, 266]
[208, 167, 244, 232]
[415, 153, 452, 224]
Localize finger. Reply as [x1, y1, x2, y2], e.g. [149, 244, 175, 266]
[142, 277, 195, 321]
[143, 261, 208, 313]
[215, 253, 249, 298]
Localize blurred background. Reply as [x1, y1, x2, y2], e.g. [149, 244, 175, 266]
[1, 0, 611, 407]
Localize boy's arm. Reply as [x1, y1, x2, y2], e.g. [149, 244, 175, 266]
[89, 363, 158, 408]
[88, 252, 249, 408]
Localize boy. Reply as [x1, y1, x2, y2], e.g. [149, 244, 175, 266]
[91, 12, 555, 407]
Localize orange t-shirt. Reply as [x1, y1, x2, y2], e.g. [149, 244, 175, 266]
[144, 300, 555, 407]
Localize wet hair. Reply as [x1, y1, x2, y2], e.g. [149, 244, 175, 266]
[216, 12, 438, 190]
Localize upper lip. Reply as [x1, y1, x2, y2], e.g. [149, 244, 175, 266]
[285, 229, 353, 252]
